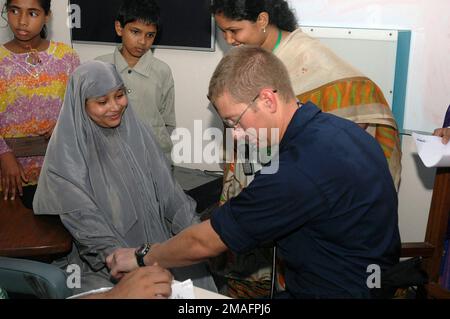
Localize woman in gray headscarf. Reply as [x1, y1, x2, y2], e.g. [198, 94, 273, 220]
[33, 61, 217, 294]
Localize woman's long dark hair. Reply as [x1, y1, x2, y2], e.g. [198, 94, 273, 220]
[3, 0, 51, 38]
[211, 0, 298, 32]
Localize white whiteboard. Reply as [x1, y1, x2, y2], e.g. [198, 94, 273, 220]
[302, 26, 398, 108]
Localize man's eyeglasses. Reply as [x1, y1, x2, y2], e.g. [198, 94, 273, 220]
[209, 90, 277, 129]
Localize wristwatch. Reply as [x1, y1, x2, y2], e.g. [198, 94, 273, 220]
[135, 243, 152, 267]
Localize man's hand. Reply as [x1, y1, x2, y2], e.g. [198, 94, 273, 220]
[84, 265, 173, 299]
[0, 152, 28, 200]
[433, 128, 450, 144]
[106, 248, 139, 280]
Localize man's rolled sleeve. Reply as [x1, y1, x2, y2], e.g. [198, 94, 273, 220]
[210, 203, 259, 254]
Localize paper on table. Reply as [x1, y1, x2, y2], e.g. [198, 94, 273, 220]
[412, 132, 450, 167]
[169, 280, 195, 299]
[194, 286, 231, 299]
[171, 281, 231, 299]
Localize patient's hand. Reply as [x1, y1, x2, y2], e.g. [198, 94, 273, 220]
[106, 248, 138, 280]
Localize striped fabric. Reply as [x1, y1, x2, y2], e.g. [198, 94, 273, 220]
[300, 77, 386, 113]
[297, 77, 401, 165]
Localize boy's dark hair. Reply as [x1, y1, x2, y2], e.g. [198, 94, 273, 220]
[4, 0, 51, 38]
[210, 0, 298, 32]
[116, 0, 160, 29]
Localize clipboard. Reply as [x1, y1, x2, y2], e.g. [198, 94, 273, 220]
[4, 136, 49, 157]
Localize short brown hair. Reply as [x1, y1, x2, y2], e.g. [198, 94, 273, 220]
[208, 46, 295, 105]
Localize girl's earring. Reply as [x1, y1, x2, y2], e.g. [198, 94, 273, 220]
[263, 28, 266, 33]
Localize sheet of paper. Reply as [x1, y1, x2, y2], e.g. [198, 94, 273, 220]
[169, 279, 195, 299]
[413, 132, 450, 167]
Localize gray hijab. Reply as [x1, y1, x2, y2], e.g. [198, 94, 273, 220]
[34, 61, 216, 292]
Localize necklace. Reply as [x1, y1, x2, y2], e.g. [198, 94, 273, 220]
[6, 45, 45, 78]
[25, 45, 42, 66]
[272, 29, 283, 52]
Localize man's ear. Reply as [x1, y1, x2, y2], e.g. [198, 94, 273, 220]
[115, 21, 123, 37]
[260, 88, 277, 113]
[256, 12, 269, 30]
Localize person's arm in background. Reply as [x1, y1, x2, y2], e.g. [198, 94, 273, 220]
[433, 127, 450, 144]
[81, 265, 173, 299]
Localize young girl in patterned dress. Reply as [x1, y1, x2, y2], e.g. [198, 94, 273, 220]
[0, 0, 79, 208]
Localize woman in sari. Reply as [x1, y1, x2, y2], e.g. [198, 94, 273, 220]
[33, 61, 216, 295]
[210, 0, 402, 298]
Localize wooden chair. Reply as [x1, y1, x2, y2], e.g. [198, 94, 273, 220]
[400, 167, 450, 298]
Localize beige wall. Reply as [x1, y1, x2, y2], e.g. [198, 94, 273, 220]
[398, 135, 435, 242]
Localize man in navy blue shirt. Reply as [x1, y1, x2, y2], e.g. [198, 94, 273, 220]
[107, 46, 401, 298]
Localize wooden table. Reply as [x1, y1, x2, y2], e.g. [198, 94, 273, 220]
[0, 196, 72, 261]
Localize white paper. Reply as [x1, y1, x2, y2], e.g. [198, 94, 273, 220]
[169, 279, 195, 299]
[413, 132, 450, 167]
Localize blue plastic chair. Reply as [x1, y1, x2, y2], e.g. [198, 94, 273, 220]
[0, 256, 72, 299]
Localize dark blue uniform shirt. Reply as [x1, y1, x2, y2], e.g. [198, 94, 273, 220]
[211, 102, 400, 298]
